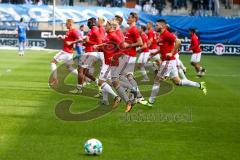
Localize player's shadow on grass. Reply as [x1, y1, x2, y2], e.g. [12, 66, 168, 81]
[49, 56, 174, 121]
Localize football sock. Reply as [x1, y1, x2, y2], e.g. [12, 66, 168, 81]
[178, 68, 187, 80]
[127, 74, 142, 97]
[116, 85, 130, 103]
[68, 67, 78, 76]
[149, 83, 160, 102]
[140, 66, 149, 80]
[101, 82, 117, 98]
[180, 79, 200, 88]
[50, 63, 57, 79]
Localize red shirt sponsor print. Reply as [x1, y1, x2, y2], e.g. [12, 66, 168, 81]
[63, 29, 80, 54]
[189, 33, 201, 53]
[124, 25, 141, 57]
[84, 26, 102, 52]
[157, 29, 177, 61]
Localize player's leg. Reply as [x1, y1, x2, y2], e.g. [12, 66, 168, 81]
[176, 57, 187, 80]
[50, 59, 58, 85]
[191, 53, 205, 76]
[111, 71, 133, 112]
[124, 56, 151, 106]
[137, 52, 150, 81]
[18, 37, 23, 56]
[62, 52, 78, 77]
[98, 64, 117, 103]
[170, 64, 207, 95]
[138, 52, 149, 81]
[148, 74, 162, 104]
[22, 38, 27, 55]
[148, 60, 170, 104]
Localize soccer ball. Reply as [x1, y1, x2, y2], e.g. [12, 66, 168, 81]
[84, 138, 103, 155]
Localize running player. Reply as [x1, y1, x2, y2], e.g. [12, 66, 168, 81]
[16, 17, 29, 56]
[137, 25, 151, 81]
[94, 19, 133, 112]
[77, 17, 103, 93]
[50, 19, 80, 85]
[121, 12, 151, 106]
[148, 19, 207, 104]
[188, 28, 206, 77]
[147, 22, 160, 72]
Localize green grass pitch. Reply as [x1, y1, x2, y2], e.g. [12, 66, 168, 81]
[0, 50, 240, 160]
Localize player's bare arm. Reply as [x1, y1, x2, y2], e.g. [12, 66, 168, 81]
[166, 38, 181, 58]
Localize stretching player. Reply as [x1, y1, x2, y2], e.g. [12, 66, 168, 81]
[50, 19, 80, 85]
[188, 28, 206, 77]
[148, 19, 207, 104]
[16, 17, 29, 56]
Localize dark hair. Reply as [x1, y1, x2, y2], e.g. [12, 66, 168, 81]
[20, 17, 24, 22]
[80, 25, 84, 28]
[156, 19, 167, 24]
[189, 28, 196, 33]
[115, 15, 123, 25]
[129, 12, 138, 22]
[140, 25, 147, 32]
[87, 17, 97, 29]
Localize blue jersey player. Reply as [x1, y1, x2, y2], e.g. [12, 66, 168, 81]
[16, 18, 29, 56]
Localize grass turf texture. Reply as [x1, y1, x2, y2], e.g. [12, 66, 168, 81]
[0, 50, 240, 160]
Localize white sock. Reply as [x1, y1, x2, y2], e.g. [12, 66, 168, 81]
[51, 63, 57, 79]
[120, 75, 133, 90]
[178, 68, 187, 80]
[77, 84, 83, 90]
[127, 74, 142, 97]
[149, 83, 160, 102]
[101, 82, 117, 98]
[140, 66, 149, 79]
[68, 67, 78, 76]
[180, 79, 200, 88]
[178, 59, 186, 70]
[102, 90, 109, 102]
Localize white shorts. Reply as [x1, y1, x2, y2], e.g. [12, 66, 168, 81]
[53, 50, 73, 65]
[149, 49, 161, 60]
[191, 53, 201, 63]
[137, 52, 150, 64]
[99, 63, 120, 81]
[157, 60, 178, 78]
[118, 55, 136, 75]
[79, 52, 104, 69]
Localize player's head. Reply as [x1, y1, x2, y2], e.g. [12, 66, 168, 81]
[20, 17, 24, 22]
[80, 24, 84, 30]
[127, 12, 138, 25]
[115, 15, 123, 25]
[87, 17, 97, 29]
[139, 25, 147, 34]
[147, 21, 153, 30]
[98, 17, 105, 26]
[66, 19, 74, 29]
[106, 19, 118, 33]
[189, 28, 196, 35]
[156, 19, 167, 32]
